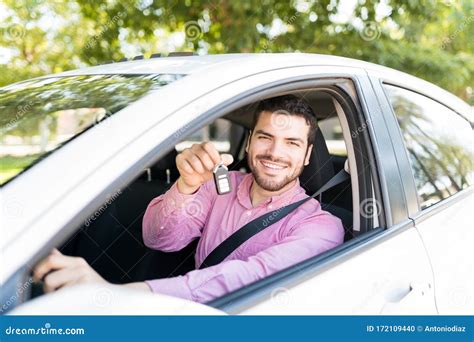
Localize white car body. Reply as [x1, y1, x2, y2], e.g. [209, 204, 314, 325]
[1, 53, 472, 315]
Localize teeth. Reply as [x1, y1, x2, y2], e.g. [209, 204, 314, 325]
[261, 161, 286, 169]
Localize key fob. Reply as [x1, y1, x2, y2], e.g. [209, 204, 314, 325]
[213, 163, 231, 195]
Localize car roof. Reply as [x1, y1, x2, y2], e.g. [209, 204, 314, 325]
[29, 53, 471, 118]
[42, 53, 388, 77]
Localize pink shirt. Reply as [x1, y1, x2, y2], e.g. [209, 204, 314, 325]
[142, 171, 344, 303]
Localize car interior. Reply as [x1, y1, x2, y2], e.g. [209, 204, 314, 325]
[55, 90, 356, 290]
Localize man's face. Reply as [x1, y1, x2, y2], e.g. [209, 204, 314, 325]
[246, 111, 313, 192]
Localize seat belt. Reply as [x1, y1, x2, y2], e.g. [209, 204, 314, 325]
[199, 168, 350, 269]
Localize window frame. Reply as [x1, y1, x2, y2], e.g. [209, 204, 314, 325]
[203, 79, 387, 310]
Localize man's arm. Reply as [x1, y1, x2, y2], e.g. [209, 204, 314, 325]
[31, 142, 234, 294]
[32, 249, 152, 293]
[142, 179, 214, 251]
[145, 211, 344, 303]
[123, 282, 152, 291]
[142, 142, 233, 252]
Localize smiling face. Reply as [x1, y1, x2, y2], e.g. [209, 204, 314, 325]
[246, 110, 313, 192]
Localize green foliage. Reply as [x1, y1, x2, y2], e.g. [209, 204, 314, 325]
[0, 0, 472, 102]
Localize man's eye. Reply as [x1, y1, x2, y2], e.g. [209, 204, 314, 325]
[289, 141, 300, 147]
[258, 136, 270, 140]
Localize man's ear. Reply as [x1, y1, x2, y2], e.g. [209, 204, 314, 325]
[245, 130, 252, 153]
[304, 144, 313, 166]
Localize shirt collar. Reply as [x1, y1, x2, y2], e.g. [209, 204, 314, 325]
[237, 172, 304, 209]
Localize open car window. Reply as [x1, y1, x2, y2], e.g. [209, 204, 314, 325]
[175, 118, 233, 153]
[0, 74, 183, 186]
[319, 116, 347, 157]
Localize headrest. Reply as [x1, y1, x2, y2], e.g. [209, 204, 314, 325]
[344, 159, 350, 174]
[152, 148, 178, 171]
[141, 148, 179, 183]
[299, 127, 335, 194]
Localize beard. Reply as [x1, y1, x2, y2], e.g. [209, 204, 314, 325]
[247, 153, 305, 192]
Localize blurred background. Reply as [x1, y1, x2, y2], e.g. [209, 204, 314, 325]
[0, 0, 473, 103]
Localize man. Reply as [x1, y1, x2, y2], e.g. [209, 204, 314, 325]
[33, 95, 344, 303]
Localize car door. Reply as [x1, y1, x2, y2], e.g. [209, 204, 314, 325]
[2, 64, 435, 315]
[208, 72, 437, 315]
[380, 84, 474, 314]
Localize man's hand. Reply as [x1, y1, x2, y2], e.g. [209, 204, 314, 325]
[175, 142, 233, 194]
[32, 249, 107, 293]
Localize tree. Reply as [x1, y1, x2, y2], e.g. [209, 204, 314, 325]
[0, 0, 473, 102]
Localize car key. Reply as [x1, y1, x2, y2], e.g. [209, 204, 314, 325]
[213, 163, 231, 195]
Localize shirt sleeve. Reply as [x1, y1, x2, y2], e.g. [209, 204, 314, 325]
[142, 179, 216, 252]
[145, 209, 344, 303]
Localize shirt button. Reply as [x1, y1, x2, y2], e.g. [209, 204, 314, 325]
[170, 199, 176, 206]
[247, 211, 252, 216]
[268, 204, 273, 209]
[160, 226, 164, 230]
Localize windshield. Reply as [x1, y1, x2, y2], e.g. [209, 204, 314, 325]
[0, 74, 182, 186]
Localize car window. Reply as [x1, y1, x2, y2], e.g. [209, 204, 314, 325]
[384, 85, 473, 209]
[0, 74, 183, 186]
[175, 118, 232, 153]
[318, 116, 347, 156]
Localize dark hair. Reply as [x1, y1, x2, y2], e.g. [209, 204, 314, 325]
[252, 95, 318, 146]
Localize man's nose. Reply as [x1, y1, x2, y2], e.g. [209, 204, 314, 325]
[266, 141, 286, 160]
